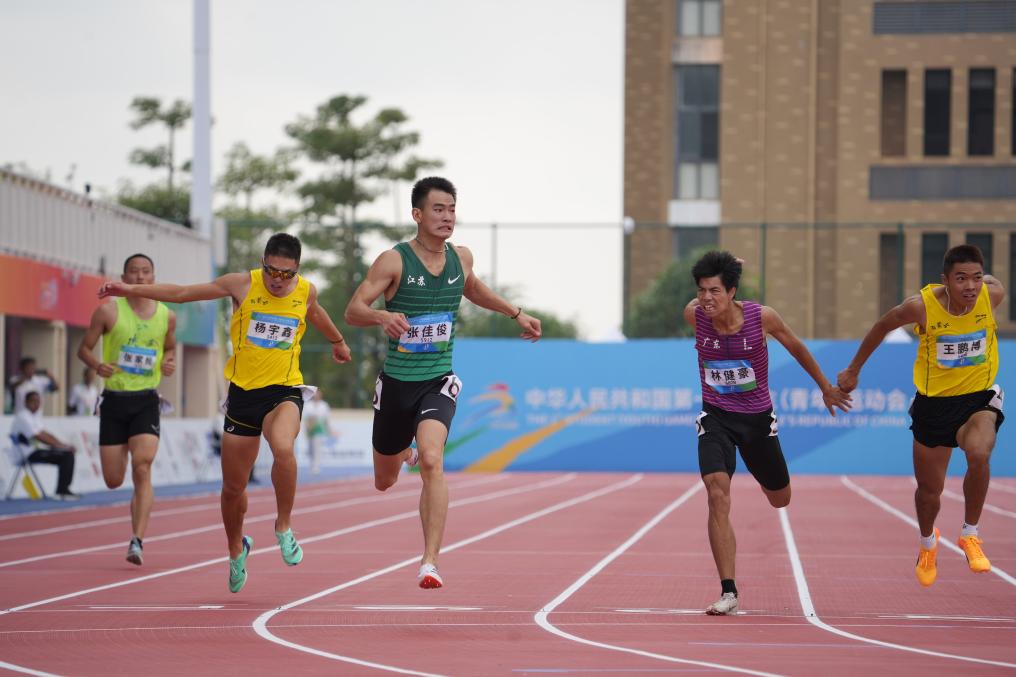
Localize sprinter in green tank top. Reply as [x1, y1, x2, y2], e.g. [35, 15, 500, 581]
[78, 254, 176, 566]
[346, 176, 542, 589]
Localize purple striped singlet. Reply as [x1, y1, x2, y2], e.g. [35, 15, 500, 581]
[694, 301, 772, 414]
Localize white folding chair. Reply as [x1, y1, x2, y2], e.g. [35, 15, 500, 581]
[5, 433, 48, 500]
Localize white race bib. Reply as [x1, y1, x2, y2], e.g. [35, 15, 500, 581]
[246, 312, 298, 350]
[397, 312, 453, 353]
[936, 330, 987, 368]
[703, 359, 757, 394]
[118, 345, 157, 375]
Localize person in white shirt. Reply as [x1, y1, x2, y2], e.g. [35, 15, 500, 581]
[9, 391, 79, 500]
[303, 389, 332, 475]
[9, 357, 58, 414]
[67, 367, 100, 416]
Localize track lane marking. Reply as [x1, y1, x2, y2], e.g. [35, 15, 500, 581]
[842, 475, 1016, 587]
[779, 503, 1016, 669]
[533, 482, 786, 677]
[0, 476, 383, 541]
[0, 473, 577, 616]
[251, 473, 644, 677]
[0, 474, 509, 568]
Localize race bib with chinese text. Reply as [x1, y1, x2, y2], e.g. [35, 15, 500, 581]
[246, 312, 298, 349]
[935, 330, 987, 368]
[703, 359, 757, 394]
[117, 345, 157, 375]
[397, 312, 453, 353]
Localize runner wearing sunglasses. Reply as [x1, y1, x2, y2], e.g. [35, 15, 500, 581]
[99, 233, 351, 592]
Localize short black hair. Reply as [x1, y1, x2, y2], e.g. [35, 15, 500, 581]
[691, 251, 742, 291]
[24, 390, 41, 403]
[123, 253, 154, 273]
[943, 244, 985, 275]
[264, 233, 302, 263]
[19, 356, 36, 370]
[411, 176, 456, 209]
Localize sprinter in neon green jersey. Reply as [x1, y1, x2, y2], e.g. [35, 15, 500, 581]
[79, 253, 177, 566]
[99, 234, 351, 593]
[346, 177, 542, 589]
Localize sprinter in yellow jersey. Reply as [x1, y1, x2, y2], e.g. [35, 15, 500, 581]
[79, 253, 176, 566]
[838, 245, 1005, 587]
[99, 234, 351, 593]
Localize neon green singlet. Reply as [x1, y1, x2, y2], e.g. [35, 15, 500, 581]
[102, 298, 169, 391]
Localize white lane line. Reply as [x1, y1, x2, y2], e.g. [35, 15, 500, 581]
[778, 506, 1016, 669]
[252, 474, 644, 677]
[0, 474, 509, 568]
[0, 473, 500, 540]
[940, 488, 1016, 519]
[534, 483, 783, 677]
[0, 660, 60, 677]
[841, 475, 1016, 587]
[0, 472, 577, 615]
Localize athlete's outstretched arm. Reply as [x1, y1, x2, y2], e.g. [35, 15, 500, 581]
[459, 246, 541, 341]
[837, 294, 924, 393]
[99, 273, 247, 304]
[344, 250, 410, 340]
[77, 302, 119, 378]
[307, 285, 351, 364]
[762, 306, 851, 416]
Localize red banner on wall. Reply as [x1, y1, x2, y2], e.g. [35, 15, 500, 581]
[0, 253, 106, 327]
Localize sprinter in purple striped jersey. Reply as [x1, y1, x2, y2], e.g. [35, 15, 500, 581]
[683, 251, 852, 616]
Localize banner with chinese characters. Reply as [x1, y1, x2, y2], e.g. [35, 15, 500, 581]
[446, 338, 1015, 476]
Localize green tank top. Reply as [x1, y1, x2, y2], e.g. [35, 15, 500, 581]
[383, 241, 465, 381]
[102, 297, 169, 391]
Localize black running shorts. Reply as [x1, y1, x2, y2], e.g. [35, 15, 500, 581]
[99, 389, 161, 445]
[909, 384, 1004, 449]
[223, 383, 304, 437]
[372, 371, 461, 455]
[696, 402, 789, 491]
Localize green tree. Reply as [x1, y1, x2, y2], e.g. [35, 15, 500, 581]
[117, 181, 190, 225]
[216, 142, 299, 271]
[624, 248, 760, 338]
[128, 96, 192, 194]
[285, 94, 442, 407]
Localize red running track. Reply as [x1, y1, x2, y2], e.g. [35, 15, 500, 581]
[1, 472, 1014, 676]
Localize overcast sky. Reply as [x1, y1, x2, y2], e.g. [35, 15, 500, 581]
[1, 0, 625, 339]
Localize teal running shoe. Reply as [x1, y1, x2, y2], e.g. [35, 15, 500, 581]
[275, 527, 303, 566]
[229, 535, 253, 593]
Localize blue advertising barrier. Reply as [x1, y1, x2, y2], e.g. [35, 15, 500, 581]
[445, 338, 1014, 476]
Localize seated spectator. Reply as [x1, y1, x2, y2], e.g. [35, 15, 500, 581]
[68, 367, 100, 416]
[9, 357, 59, 413]
[10, 391, 80, 500]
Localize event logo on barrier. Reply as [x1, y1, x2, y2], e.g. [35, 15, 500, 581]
[445, 338, 1014, 476]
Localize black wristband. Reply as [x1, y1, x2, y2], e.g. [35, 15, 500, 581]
[510, 307, 522, 320]
[329, 337, 344, 344]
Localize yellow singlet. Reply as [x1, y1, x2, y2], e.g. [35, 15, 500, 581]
[224, 270, 310, 390]
[913, 283, 998, 397]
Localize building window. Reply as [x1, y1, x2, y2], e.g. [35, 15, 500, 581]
[879, 233, 902, 313]
[967, 69, 995, 156]
[674, 65, 720, 199]
[677, 0, 722, 37]
[881, 70, 907, 156]
[966, 233, 993, 274]
[672, 226, 718, 261]
[922, 233, 949, 285]
[924, 69, 951, 156]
